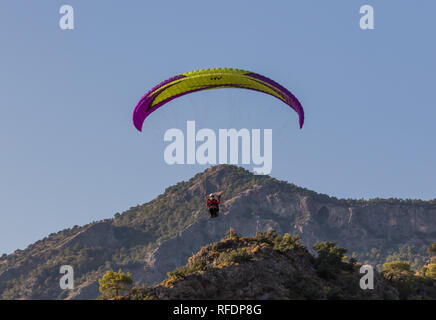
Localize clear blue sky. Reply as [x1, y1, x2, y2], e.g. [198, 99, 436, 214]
[1, 1, 435, 254]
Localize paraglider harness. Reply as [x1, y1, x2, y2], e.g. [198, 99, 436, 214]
[206, 194, 221, 218]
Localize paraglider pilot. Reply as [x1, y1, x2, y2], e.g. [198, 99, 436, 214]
[206, 193, 221, 218]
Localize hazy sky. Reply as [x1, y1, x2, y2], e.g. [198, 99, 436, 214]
[1, 0, 435, 254]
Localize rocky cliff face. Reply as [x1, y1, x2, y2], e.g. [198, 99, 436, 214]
[1, 165, 435, 299]
[138, 167, 436, 287]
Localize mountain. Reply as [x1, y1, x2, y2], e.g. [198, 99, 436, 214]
[1, 165, 436, 299]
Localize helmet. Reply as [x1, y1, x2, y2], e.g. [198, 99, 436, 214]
[209, 193, 215, 198]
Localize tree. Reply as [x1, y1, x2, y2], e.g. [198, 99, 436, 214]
[425, 264, 436, 279]
[382, 260, 414, 281]
[382, 260, 417, 299]
[313, 241, 347, 279]
[98, 269, 133, 299]
[428, 242, 436, 255]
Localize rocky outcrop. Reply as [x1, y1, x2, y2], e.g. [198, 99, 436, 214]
[129, 234, 400, 300]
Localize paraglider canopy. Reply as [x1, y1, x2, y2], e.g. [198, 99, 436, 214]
[132, 68, 304, 131]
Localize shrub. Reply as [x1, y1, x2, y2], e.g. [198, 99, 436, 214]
[167, 259, 209, 281]
[216, 248, 252, 265]
[273, 233, 301, 253]
[428, 242, 436, 255]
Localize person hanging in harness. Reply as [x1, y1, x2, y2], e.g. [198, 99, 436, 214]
[206, 193, 221, 218]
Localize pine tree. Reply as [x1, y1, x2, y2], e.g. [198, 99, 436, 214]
[98, 269, 133, 298]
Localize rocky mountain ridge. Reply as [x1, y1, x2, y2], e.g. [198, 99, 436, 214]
[125, 232, 404, 300]
[1, 165, 435, 299]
